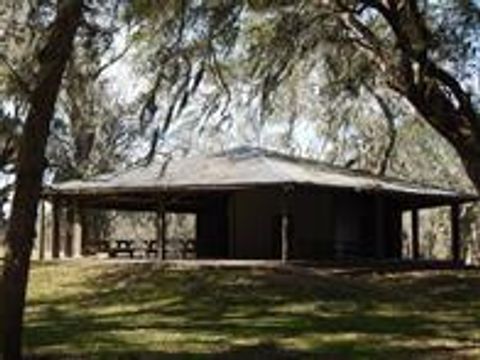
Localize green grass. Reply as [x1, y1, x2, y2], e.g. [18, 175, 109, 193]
[17, 261, 480, 359]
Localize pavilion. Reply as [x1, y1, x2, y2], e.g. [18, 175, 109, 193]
[40, 146, 478, 263]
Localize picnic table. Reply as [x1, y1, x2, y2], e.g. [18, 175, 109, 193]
[107, 239, 135, 258]
[144, 238, 195, 259]
[178, 238, 195, 258]
[144, 240, 158, 258]
[100, 238, 196, 259]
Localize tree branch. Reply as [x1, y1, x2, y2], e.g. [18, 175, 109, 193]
[0, 54, 31, 95]
[91, 39, 134, 80]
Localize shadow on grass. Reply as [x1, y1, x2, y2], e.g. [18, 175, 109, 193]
[24, 262, 480, 359]
[22, 342, 375, 360]
[27, 341, 478, 360]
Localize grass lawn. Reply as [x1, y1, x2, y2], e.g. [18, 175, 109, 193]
[15, 261, 480, 359]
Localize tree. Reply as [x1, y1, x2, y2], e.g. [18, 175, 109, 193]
[236, 0, 480, 190]
[345, 1, 479, 188]
[0, 0, 83, 358]
[49, 28, 137, 181]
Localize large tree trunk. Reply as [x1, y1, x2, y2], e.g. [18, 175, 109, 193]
[353, 0, 480, 192]
[406, 86, 480, 191]
[0, 1, 83, 359]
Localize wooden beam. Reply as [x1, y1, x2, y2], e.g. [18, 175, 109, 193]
[451, 204, 461, 264]
[412, 209, 420, 260]
[52, 200, 61, 259]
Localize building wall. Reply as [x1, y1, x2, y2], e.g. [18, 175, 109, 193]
[334, 192, 402, 259]
[335, 192, 374, 258]
[228, 187, 403, 260]
[229, 188, 282, 259]
[383, 200, 403, 258]
[230, 187, 339, 260]
[289, 188, 335, 259]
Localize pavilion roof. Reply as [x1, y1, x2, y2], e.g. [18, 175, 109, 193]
[46, 146, 477, 204]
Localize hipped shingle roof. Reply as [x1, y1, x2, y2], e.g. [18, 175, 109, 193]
[47, 146, 477, 202]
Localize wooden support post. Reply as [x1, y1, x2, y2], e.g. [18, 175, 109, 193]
[281, 214, 289, 263]
[411, 209, 420, 260]
[65, 203, 74, 258]
[156, 201, 166, 260]
[39, 199, 46, 260]
[52, 199, 61, 259]
[280, 186, 291, 263]
[80, 210, 89, 255]
[72, 203, 83, 258]
[451, 203, 461, 265]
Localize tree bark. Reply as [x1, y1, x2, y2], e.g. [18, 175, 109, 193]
[0, 1, 83, 359]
